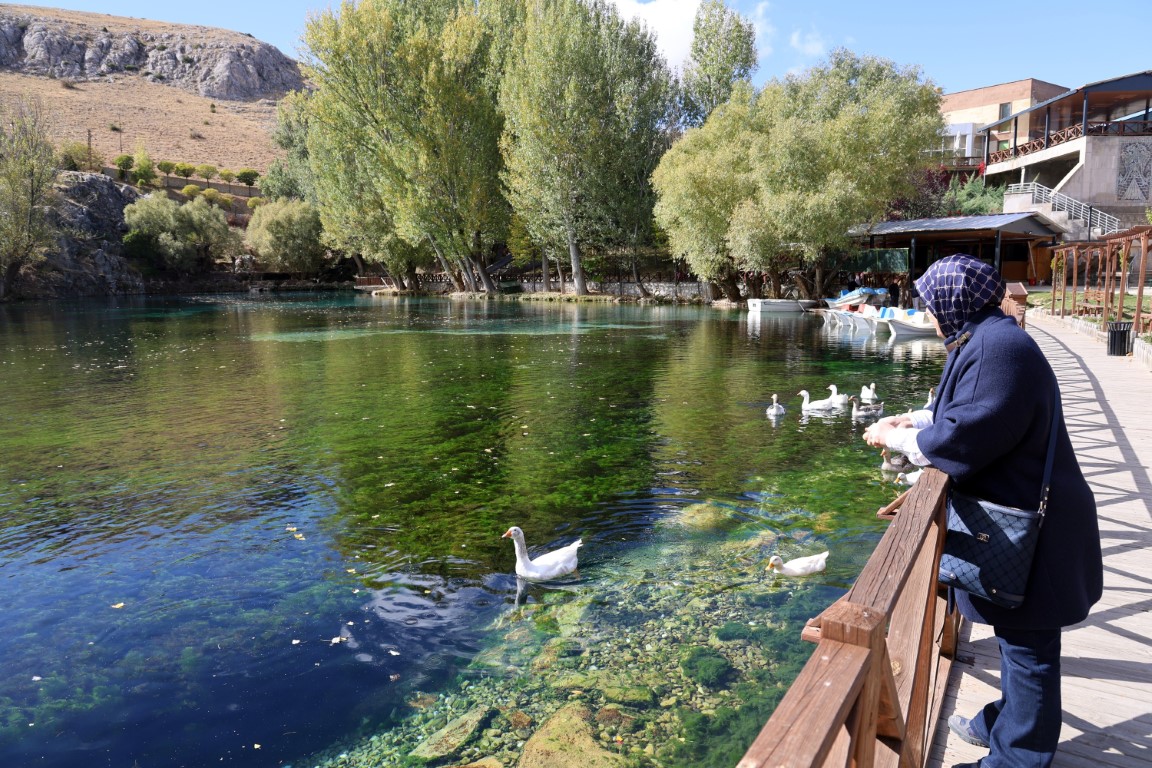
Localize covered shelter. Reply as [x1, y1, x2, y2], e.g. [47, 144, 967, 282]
[857, 213, 1062, 289]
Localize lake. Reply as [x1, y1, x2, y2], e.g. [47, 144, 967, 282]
[0, 294, 946, 767]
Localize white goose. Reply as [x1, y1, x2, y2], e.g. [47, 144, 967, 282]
[849, 395, 884, 420]
[826, 384, 849, 408]
[860, 382, 878, 403]
[798, 389, 837, 412]
[767, 550, 829, 576]
[502, 526, 582, 581]
[766, 393, 787, 418]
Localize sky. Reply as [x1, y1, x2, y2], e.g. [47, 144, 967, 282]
[7, 0, 1150, 95]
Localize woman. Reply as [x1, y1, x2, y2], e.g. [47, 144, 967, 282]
[864, 255, 1102, 768]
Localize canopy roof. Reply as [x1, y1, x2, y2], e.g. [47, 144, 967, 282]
[859, 213, 1060, 239]
[979, 71, 1152, 133]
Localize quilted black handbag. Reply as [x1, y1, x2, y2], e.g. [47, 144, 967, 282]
[938, 395, 1060, 609]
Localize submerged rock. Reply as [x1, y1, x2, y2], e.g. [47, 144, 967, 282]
[409, 705, 492, 762]
[516, 703, 625, 768]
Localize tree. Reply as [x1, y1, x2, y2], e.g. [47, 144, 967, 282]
[156, 160, 176, 185]
[235, 168, 260, 196]
[195, 164, 217, 186]
[680, 0, 757, 127]
[174, 162, 196, 181]
[0, 97, 58, 299]
[260, 90, 313, 202]
[123, 195, 240, 273]
[132, 144, 156, 187]
[58, 141, 105, 172]
[218, 168, 235, 191]
[654, 50, 942, 301]
[302, 0, 504, 292]
[244, 198, 326, 274]
[114, 153, 134, 181]
[501, 0, 670, 295]
[941, 174, 1004, 216]
[181, 184, 202, 198]
[653, 85, 757, 300]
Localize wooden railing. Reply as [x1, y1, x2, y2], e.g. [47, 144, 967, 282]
[739, 468, 958, 768]
[990, 120, 1152, 163]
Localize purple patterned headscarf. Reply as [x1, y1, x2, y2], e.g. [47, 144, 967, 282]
[914, 255, 1005, 339]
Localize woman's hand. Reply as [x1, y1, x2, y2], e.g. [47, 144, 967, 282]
[862, 414, 914, 448]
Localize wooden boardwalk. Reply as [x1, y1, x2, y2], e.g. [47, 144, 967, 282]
[928, 312, 1152, 768]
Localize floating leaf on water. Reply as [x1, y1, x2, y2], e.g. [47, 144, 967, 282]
[384, 482, 394, 487]
[285, 526, 297, 532]
[253, 744, 261, 749]
[346, 568, 356, 574]
[293, 533, 306, 540]
[387, 650, 400, 656]
[110, 603, 125, 609]
[291, 639, 301, 645]
[31, 676, 42, 681]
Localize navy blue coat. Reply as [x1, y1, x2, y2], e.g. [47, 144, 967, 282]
[918, 307, 1103, 629]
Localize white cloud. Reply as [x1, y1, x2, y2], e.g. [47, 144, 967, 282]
[789, 27, 826, 57]
[749, 2, 775, 59]
[611, 0, 700, 73]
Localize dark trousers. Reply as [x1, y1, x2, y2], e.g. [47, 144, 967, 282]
[972, 626, 1062, 768]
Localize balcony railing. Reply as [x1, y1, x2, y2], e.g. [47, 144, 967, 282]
[990, 120, 1152, 163]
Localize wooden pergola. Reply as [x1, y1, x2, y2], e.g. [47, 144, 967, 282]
[1053, 225, 1152, 332]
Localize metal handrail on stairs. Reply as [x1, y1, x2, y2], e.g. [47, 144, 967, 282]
[1006, 182, 1122, 236]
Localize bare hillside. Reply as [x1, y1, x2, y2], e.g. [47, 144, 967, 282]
[0, 3, 301, 172]
[0, 70, 281, 172]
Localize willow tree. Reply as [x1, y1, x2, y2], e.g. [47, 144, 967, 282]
[302, 0, 507, 293]
[654, 49, 941, 301]
[0, 98, 58, 300]
[680, 0, 757, 127]
[748, 49, 943, 297]
[501, 0, 670, 296]
[652, 85, 757, 301]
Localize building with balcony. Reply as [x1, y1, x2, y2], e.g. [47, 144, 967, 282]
[979, 71, 1152, 236]
[937, 79, 1068, 172]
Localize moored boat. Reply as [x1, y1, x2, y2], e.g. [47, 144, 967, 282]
[887, 310, 938, 337]
[747, 298, 805, 313]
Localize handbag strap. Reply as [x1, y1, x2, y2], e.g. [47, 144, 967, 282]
[1038, 384, 1062, 520]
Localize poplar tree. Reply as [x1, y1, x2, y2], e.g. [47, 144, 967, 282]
[500, 0, 671, 295]
[680, 0, 757, 127]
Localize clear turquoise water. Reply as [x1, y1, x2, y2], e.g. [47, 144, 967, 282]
[0, 295, 945, 766]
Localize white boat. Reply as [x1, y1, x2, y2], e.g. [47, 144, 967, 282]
[747, 298, 804, 313]
[887, 311, 939, 337]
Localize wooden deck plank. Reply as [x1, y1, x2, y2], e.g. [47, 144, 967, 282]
[926, 311, 1152, 768]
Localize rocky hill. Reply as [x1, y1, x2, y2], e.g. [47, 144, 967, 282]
[0, 4, 303, 100]
[0, 4, 296, 174]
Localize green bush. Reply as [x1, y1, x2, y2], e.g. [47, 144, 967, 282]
[181, 184, 202, 198]
[57, 141, 104, 172]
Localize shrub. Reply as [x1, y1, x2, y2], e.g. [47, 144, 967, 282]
[156, 160, 176, 178]
[246, 196, 265, 210]
[109, 123, 121, 132]
[114, 154, 134, 181]
[189, 129, 204, 140]
[195, 164, 217, 184]
[181, 184, 202, 198]
[173, 162, 196, 180]
[59, 78, 77, 90]
[244, 199, 325, 274]
[58, 141, 104, 172]
[132, 144, 156, 187]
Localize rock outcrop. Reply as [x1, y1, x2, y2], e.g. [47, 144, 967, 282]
[0, 7, 303, 100]
[10, 171, 144, 299]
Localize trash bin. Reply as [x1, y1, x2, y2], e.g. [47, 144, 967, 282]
[1106, 321, 1133, 356]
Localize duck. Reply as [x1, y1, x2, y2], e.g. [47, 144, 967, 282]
[880, 448, 912, 473]
[502, 526, 582, 581]
[895, 468, 923, 487]
[766, 393, 787, 417]
[860, 382, 878, 403]
[767, 550, 829, 577]
[849, 395, 884, 420]
[798, 389, 837, 412]
[826, 384, 849, 407]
